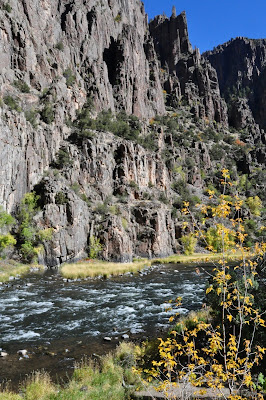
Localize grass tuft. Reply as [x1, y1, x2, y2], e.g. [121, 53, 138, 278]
[22, 371, 56, 400]
[60, 252, 246, 280]
[0, 260, 32, 282]
[60, 260, 152, 279]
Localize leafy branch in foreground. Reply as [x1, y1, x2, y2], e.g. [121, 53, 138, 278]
[142, 169, 266, 400]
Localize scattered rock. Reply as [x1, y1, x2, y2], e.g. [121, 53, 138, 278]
[45, 351, 57, 357]
[17, 350, 28, 356]
[103, 337, 112, 342]
[121, 334, 130, 340]
[0, 352, 8, 357]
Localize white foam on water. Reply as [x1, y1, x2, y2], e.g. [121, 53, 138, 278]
[145, 304, 160, 313]
[147, 282, 164, 287]
[0, 296, 22, 303]
[57, 321, 81, 331]
[2, 330, 41, 342]
[18, 290, 35, 297]
[30, 307, 52, 315]
[26, 300, 54, 308]
[0, 316, 11, 322]
[10, 313, 25, 322]
[66, 299, 95, 308]
[116, 306, 136, 315]
[153, 288, 174, 297]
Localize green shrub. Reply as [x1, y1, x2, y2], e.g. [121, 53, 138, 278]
[89, 236, 102, 259]
[180, 233, 197, 255]
[20, 241, 43, 263]
[37, 228, 53, 242]
[55, 192, 68, 205]
[210, 143, 225, 160]
[172, 179, 189, 200]
[40, 102, 54, 124]
[140, 133, 157, 151]
[2, 3, 11, 12]
[246, 196, 262, 216]
[55, 41, 64, 51]
[121, 217, 128, 230]
[143, 192, 152, 200]
[0, 207, 15, 228]
[25, 109, 38, 127]
[158, 192, 169, 204]
[129, 180, 139, 190]
[70, 183, 82, 197]
[17, 192, 53, 263]
[4, 95, 21, 112]
[63, 68, 76, 87]
[52, 147, 73, 169]
[0, 233, 16, 255]
[94, 202, 109, 215]
[114, 13, 122, 22]
[13, 80, 30, 93]
[109, 205, 120, 215]
[75, 108, 142, 142]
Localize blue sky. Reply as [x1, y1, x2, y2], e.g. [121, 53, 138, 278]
[143, 0, 266, 52]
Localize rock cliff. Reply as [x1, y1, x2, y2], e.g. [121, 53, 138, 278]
[0, 1, 265, 265]
[0, 0, 165, 212]
[149, 11, 228, 124]
[205, 38, 266, 131]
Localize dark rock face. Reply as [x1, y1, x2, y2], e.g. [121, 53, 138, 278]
[0, 0, 165, 118]
[0, 0, 165, 212]
[205, 38, 266, 131]
[35, 132, 178, 265]
[149, 12, 228, 124]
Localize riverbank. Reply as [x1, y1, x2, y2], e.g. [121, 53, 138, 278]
[60, 251, 246, 280]
[0, 343, 141, 400]
[0, 260, 42, 283]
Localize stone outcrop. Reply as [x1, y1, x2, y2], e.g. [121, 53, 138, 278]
[0, 0, 165, 212]
[35, 132, 178, 265]
[0, 0, 165, 117]
[205, 37, 266, 131]
[149, 12, 228, 124]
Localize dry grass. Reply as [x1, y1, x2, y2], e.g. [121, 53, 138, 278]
[60, 251, 247, 280]
[0, 260, 31, 282]
[152, 251, 246, 265]
[60, 260, 152, 279]
[22, 371, 56, 400]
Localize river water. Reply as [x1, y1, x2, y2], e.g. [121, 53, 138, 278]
[0, 262, 211, 387]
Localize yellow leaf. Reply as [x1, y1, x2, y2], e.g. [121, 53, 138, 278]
[206, 286, 213, 294]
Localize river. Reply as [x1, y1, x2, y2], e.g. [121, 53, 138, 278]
[0, 262, 211, 388]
